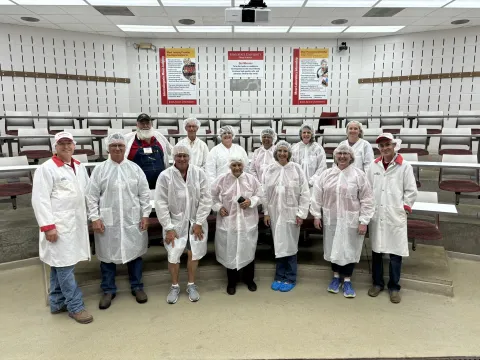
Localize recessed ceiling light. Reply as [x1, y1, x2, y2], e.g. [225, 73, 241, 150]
[177, 26, 232, 32]
[235, 0, 305, 5]
[178, 19, 195, 25]
[117, 25, 176, 32]
[451, 19, 470, 24]
[20, 17, 40, 22]
[234, 26, 290, 33]
[446, 0, 480, 7]
[375, 0, 450, 7]
[88, 0, 160, 5]
[306, 0, 377, 7]
[14, 0, 86, 4]
[161, 0, 231, 6]
[345, 26, 404, 32]
[290, 26, 347, 33]
[331, 19, 348, 25]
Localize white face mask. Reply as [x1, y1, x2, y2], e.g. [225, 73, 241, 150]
[137, 128, 154, 140]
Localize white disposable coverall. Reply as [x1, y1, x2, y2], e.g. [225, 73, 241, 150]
[366, 154, 418, 257]
[248, 145, 275, 183]
[211, 171, 263, 270]
[154, 164, 212, 264]
[177, 136, 209, 168]
[310, 165, 374, 266]
[291, 142, 327, 187]
[85, 158, 152, 264]
[205, 143, 249, 184]
[262, 161, 310, 258]
[339, 139, 374, 173]
[124, 131, 172, 168]
[31, 156, 91, 267]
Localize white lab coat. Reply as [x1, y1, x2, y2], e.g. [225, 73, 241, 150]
[248, 145, 275, 183]
[155, 164, 212, 264]
[205, 143, 249, 184]
[339, 139, 374, 173]
[31, 156, 91, 267]
[366, 154, 418, 257]
[262, 161, 310, 258]
[212, 171, 263, 270]
[291, 141, 327, 187]
[124, 131, 171, 169]
[177, 136, 209, 168]
[310, 165, 374, 266]
[85, 158, 152, 264]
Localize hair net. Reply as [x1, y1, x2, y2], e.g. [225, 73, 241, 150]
[219, 125, 236, 140]
[273, 140, 292, 162]
[172, 143, 190, 157]
[333, 144, 355, 166]
[345, 120, 364, 138]
[183, 117, 201, 129]
[229, 154, 247, 166]
[260, 127, 277, 143]
[299, 123, 315, 143]
[105, 132, 126, 147]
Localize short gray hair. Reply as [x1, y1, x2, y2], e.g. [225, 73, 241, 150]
[333, 144, 355, 166]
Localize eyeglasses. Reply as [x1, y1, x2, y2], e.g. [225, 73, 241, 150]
[378, 142, 394, 149]
[109, 144, 125, 149]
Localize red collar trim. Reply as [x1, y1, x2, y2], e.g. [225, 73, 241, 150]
[52, 155, 80, 167]
[374, 154, 403, 165]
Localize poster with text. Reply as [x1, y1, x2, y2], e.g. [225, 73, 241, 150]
[159, 47, 197, 105]
[228, 51, 264, 78]
[292, 48, 329, 105]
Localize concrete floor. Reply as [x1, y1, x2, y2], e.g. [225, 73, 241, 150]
[1, 258, 480, 360]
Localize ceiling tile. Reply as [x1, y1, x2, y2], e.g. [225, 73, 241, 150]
[293, 17, 343, 26]
[21, 22, 62, 30]
[57, 5, 101, 15]
[40, 14, 82, 24]
[397, 25, 437, 33]
[393, 8, 436, 17]
[163, 6, 228, 17]
[127, 6, 167, 16]
[59, 23, 94, 32]
[266, 7, 302, 17]
[262, 17, 295, 25]
[201, 16, 225, 25]
[350, 17, 416, 25]
[0, 5, 35, 15]
[411, 17, 451, 25]
[84, 23, 120, 31]
[297, 7, 336, 17]
[0, 15, 21, 24]
[443, 17, 480, 25]
[456, 9, 480, 17]
[426, 8, 467, 17]
[72, 15, 112, 24]
[108, 16, 172, 25]
[8, 14, 50, 24]
[330, 7, 370, 16]
[22, 6, 67, 15]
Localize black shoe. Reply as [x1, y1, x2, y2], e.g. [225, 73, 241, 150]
[247, 281, 257, 292]
[227, 285, 236, 295]
[99, 293, 116, 310]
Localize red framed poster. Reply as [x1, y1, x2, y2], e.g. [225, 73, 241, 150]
[292, 48, 329, 105]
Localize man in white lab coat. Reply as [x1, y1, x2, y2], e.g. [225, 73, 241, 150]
[177, 117, 209, 168]
[85, 133, 152, 310]
[366, 133, 418, 304]
[31, 131, 93, 324]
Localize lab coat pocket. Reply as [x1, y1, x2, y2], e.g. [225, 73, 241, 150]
[54, 209, 77, 235]
[100, 208, 113, 226]
[131, 206, 141, 226]
[385, 206, 407, 227]
[346, 211, 360, 228]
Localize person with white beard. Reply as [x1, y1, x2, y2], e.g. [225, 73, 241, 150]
[124, 113, 172, 189]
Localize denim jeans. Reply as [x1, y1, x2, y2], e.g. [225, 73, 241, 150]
[100, 257, 144, 294]
[371, 251, 403, 291]
[331, 262, 355, 277]
[49, 265, 85, 314]
[274, 255, 297, 284]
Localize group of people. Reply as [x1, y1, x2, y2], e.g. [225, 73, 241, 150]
[31, 114, 417, 325]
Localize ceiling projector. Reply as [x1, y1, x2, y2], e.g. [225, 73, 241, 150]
[225, 0, 271, 24]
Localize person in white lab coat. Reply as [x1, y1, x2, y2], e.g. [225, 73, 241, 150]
[124, 113, 171, 189]
[205, 125, 249, 185]
[311, 144, 374, 298]
[291, 123, 327, 188]
[262, 141, 310, 292]
[177, 117, 209, 168]
[248, 127, 277, 183]
[155, 143, 212, 304]
[85, 133, 152, 310]
[31, 131, 93, 324]
[366, 133, 417, 304]
[212, 155, 263, 295]
[339, 121, 374, 173]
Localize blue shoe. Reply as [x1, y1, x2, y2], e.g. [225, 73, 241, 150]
[279, 283, 295, 292]
[327, 277, 341, 294]
[343, 281, 356, 298]
[271, 281, 282, 291]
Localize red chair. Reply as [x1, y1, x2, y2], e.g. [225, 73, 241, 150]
[318, 111, 339, 134]
[0, 156, 33, 209]
[438, 128, 472, 155]
[407, 192, 442, 251]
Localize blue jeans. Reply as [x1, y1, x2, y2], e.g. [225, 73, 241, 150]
[274, 255, 297, 284]
[372, 251, 402, 291]
[49, 265, 85, 314]
[100, 257, 144, 294]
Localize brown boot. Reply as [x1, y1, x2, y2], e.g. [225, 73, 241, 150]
[390, 290, 401, 304]
[368, 286, 382, 297]
[69, 310, 93, 324]
[132, 289, 148, 304]
[99, 293, 116, 310]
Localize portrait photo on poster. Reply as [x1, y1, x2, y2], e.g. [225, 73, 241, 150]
[316, 59, 328, 87]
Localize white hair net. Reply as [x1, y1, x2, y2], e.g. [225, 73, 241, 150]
[345, 120, 364, 138]
[172, 143, 190, 157]
[333, 144, 355, 165]
[219, 125, 236, 140]
[229, 154, 247, 166]
[260, 127, 277, 143]
[273, 140, 292, 161]
[105, 132, 126, 147]
[183, 117, 201, 129]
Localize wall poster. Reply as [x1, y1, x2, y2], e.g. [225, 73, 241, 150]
[292, 48, 329, 105]
[228, 51, 264, 78]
